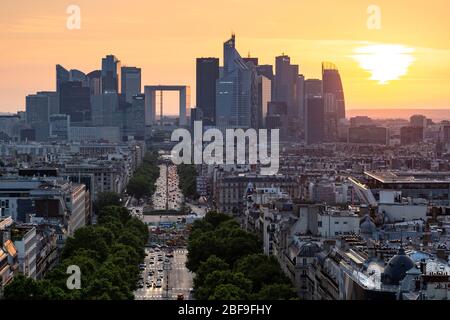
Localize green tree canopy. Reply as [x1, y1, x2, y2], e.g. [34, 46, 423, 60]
[93, 192, 122, 214]
[194, 255, 230, 289]
[235, 254, 291, 292]
[209, 284, 248, 300]
[254, 284, 298, 300]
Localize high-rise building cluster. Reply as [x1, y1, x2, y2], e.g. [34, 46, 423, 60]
[194, 35, 346, 144]
[2, 35, 345, 146]
[17, 55, 144, 144]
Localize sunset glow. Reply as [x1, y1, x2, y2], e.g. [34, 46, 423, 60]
[352, 45, 415, 85]
[0, 0, 449, 113]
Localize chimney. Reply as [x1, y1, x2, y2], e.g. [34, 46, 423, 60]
[420, 260, 427, 274]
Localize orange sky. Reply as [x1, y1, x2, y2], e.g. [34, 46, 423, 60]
[1, 0, 449, 115]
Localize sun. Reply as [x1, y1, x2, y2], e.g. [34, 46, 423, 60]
[352, 44, 415, 85]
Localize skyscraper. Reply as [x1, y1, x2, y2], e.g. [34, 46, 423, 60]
[90, 91, 119, 127]
[59, 81, 91, 124]
[256, 64, 275, 98]
[305, 97, 325, 145]
[322, 62, 345, 142]
[304, 79, 323, 98]
[26, 91, 60, 141]
[56, 65, 70, 92]
[196, 58, 219, 125]
[69, 69, 88, 86]
[216, 35, 258, 130]
[274, 55, 299, 118]
[87, 70, 102, 96]
[257, 75, 272, 129]
[322, 62, 345, 120]
[266, 101, 289, 140]
[121, 67, 141, 103]
[243, 57, 259, 66]
[101, 55, 121, 93]
[49, 114, 71, 141]
[296, 74, 305, 122]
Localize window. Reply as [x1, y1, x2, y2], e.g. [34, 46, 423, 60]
[335, 221, 339, 224]
[318, 221, 322, 227]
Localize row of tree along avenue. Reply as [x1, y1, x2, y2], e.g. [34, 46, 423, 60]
[126, 152, 160, 202]
[186, 212, 297, 300]
[177, 164, 199, 200]
[4, 199, 148, 299]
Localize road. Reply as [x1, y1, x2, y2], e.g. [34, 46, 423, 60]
[152, 164, 183, 211]
[186, 202, 208, 218]
[168, 248, 193, 299]
[134, 162, 194, 300]
[134, 248, 193, 300]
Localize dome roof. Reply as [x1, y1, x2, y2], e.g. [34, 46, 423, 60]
[381, 248, 415, 285]
[298, 242, 321, 257]
[360, 215, 377, 234]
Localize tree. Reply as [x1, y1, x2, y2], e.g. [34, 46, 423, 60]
[204, 211, 232, 229]
[93, 192, 122, 214]
[235, 254, 290, 292]
[218, 226, 260, 266]
[187, 213, 259, 271]
[254, 284, 298, 300]
[186, 210, 296, 301]
[177, 164, 199, 200]
[126, 175, 151, 201]
[209, 284, 248, 300]
[4, 201, 149, 301]
[3, 275, 43, 300]
[194, 255, 230, 289]
[187, 232, 223, 272]
[61, 226, 110, 261]
[196, 270, 252, 300]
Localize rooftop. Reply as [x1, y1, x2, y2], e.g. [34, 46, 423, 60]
[365, 171, 450, 184]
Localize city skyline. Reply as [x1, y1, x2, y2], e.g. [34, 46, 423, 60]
[1, 0, 450, 114]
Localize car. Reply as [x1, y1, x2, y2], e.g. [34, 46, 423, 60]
[154, 280, 162, 288]
[177, 294, 184, 300]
